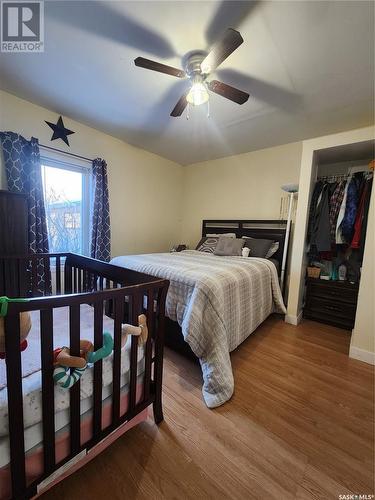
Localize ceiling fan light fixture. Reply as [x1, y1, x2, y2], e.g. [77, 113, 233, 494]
[201, 63, 211, 75]
[186, 81, 209, 106]
[135, 28, 250, 116]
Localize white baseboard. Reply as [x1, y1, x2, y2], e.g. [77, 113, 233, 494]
[349, 346, 375, 365]
[284, 311, 303, 325]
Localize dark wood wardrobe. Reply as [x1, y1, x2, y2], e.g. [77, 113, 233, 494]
[0, 190, 29, 296]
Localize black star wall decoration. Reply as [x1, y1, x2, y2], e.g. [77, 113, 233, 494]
[45, 116, 75, 146]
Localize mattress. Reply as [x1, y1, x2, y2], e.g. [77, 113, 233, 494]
[111, 251, 286, 408]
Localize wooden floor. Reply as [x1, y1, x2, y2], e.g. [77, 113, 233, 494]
[42, 316, 374, 500]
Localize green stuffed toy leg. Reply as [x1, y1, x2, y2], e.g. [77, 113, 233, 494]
[87, 332, 114, 364]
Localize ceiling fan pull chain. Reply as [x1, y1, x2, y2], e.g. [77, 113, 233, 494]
[207, 99, 210, 118]
[186, 103, 190, 120]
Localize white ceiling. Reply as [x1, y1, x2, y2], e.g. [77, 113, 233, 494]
[0, 0, 373, 165]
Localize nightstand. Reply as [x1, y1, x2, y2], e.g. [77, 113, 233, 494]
[303, 278, 359, 330]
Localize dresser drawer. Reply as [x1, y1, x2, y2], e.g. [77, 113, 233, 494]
[307, 281, 358, 305]
[303, 309, 355, 330]
[306, 296, 357, 320]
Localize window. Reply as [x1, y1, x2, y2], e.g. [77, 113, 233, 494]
[64, 212, 81, 229]
[41, 151, 91, 255]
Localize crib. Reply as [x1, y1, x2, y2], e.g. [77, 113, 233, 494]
[0, 253, 169, 499]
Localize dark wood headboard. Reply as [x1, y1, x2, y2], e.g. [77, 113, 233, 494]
[202, 219, 288, 285]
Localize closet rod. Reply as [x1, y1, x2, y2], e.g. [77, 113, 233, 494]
[39, 144, 93, 163]
[318, 171, 372, 181]
[318, 174, 349, 180]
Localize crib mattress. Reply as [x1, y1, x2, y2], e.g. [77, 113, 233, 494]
[0, 304, 145, 437]
[0, 374, 145, 469]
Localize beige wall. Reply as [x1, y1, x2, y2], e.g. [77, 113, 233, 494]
[0, 90, 183, 257]
[181, 142, 303, 248]
[350, 187, 374, 358]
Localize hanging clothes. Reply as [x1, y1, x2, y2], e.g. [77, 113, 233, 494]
[351, 179, 369, 248]
[308, 171, 372, 259]
[329, 180, 346, 243]
[307, 180, 324, 243]
[336, 177, 351, 244]
[310, 184, 331, 252]
[340, 175, 360, 243]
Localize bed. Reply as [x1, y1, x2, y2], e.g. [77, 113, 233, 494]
[0, 253, 169, 499]
[111, 220, 288, 408]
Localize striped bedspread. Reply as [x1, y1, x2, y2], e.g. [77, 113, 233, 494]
[111, 250, 286, 408]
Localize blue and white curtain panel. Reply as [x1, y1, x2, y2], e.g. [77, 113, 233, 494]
[91, 158, 111, 262]
[0, 131, 51, 294]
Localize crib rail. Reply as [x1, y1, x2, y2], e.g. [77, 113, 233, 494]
[0, 252, 161, 298]
[1, 254, 168, 499]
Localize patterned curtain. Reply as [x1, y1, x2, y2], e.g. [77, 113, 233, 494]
[90, 158, 111, 261]
[0, 131, 51, 294]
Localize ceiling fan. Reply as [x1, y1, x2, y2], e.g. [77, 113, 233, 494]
[134, 28, 249, 117]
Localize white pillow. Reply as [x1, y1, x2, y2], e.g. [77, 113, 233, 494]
[206, 233, 236, 238]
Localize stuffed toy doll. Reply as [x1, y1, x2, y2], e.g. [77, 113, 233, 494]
[54, 313, 149, 389]
[0, 297, 31, 359]
[0, 313, 31, 359]
[53, 334, 114, 388]
[121, 314, 148, 345]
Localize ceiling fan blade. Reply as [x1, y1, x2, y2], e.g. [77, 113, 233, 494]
[208, 80, 249, 104]
[46, 2, 176, 59]
[170, 93, 188, 117]
[205, 1, 260, 45]
[201, 28, 243, 74]
[134, 57, 186, 78]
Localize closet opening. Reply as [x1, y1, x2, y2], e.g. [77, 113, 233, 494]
[303, 139, 374, 332]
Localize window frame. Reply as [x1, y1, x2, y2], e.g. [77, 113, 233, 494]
[40, 148, 92, 256]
